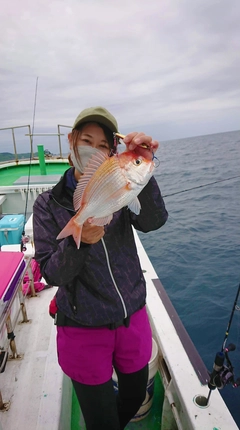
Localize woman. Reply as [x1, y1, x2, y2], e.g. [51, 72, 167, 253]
[33, 106, 168, 430]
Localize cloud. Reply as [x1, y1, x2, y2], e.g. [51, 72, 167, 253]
[0, 0, 239, 148]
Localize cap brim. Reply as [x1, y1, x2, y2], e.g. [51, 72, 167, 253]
[74, 114, 118, 133]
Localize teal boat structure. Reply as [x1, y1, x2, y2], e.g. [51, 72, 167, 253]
[0, 125, 238, 430]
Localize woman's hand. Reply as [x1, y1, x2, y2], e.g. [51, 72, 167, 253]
[123, 132, 159, 160]
[81, 221, 105, 244]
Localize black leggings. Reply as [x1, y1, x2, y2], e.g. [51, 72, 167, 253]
[72, 364, 149, 430]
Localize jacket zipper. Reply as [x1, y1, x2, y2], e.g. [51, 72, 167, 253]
[101, 238, 127, 319]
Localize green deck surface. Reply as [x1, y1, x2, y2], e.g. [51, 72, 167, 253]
[71, 373, 164, 430]
[0, 163, 69, 186]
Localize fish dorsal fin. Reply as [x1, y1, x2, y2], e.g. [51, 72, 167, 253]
[128, 197, 141, 215]
[73, 150, 108, 211]
[90, 214, 113, 226]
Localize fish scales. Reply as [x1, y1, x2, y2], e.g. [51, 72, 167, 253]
[83, 157, 129, 205]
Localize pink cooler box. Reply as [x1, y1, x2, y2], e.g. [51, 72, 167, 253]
[0, 251, 25, 302]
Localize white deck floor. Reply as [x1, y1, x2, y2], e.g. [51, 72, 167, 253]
[0, 286, 72, 430]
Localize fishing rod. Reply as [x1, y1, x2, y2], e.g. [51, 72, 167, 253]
[20, 77, 39, 252]
[206, 283, 240, 405]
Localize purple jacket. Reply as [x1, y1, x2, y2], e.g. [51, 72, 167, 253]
[33, 168, 168, 326]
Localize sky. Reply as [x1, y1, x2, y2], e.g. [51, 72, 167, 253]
[0, 0, 240, 153]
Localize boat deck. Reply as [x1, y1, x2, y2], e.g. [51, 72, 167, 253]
[0, 162, 69, 186]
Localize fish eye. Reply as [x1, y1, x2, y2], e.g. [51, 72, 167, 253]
[134, 159, 142, 166]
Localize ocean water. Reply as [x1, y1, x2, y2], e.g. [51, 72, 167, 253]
[138, 130, 240, 426]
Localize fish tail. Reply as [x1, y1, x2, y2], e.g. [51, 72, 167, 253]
[56, 218, 82, 249]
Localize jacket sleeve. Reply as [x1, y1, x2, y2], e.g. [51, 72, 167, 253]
[33, 194, 90, 287]
[130, 176, 168, 232]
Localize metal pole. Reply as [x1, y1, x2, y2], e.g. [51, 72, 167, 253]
[11, 128, 18, 163]
[28, 125, 33, 158]
[6, 315, 18, 359]
[58, 124, 63, 158]
[0, 389, 10, 412]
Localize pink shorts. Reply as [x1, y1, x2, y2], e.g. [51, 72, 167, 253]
[56, 306, 152, 385]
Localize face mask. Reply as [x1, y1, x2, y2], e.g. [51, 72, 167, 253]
[70, 146, 102, 173]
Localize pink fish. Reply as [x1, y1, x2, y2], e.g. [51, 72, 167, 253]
[57, 149, 155, 248]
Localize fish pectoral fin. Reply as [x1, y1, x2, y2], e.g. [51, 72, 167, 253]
[127, 197, 141, 215]
[91, 214, 113, 226]
[56, 218, 83, 249]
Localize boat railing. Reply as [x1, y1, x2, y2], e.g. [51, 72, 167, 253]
[0, 124, 72, 164]
[57, 124, 72, 158]
[0, 125, 33, 163]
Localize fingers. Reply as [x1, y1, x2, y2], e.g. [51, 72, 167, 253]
[81, 222, 105, 244]
[123, 132, 159, 154]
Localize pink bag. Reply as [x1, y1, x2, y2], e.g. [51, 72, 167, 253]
[22, 259, 51, 295]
